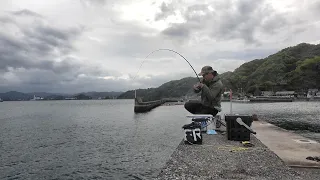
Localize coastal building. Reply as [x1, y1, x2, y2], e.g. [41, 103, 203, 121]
[222, 91, 232, 98]
[30, 95, 43, 101]
[307, 89, 319, 98]
[308, 89, 318, 95]
[261, 91, 274, 96]
[65, 97, 77, 100]
[275, 91, 296, 97]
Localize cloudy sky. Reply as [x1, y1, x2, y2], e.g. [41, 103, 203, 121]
[1, 0, 320, 93]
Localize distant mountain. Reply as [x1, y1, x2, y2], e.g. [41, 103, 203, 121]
[0, 91, 33, 101]
[118, 42, 320, 101]
[117, 77, 199, 101]
[0, 91, 123, 101]
[79, 91, 123, 99]
[27, 92, 70, 97]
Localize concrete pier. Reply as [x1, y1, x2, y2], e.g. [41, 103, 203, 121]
[252, 121, 320, 168]
[155, 121, 320, 179]
[134, 98, 165, 113]
[134, 98, 181, 113]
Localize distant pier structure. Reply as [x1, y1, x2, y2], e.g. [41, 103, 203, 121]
[133, 90, 181, 113]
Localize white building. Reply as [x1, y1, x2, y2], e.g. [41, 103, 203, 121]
[307, 89, 319, 98]
[30, 95, 43, 101]
[261, 91, 274, 96]
[275, 91, 295, 97]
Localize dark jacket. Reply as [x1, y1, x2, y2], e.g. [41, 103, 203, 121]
[194, 75, 224, 111]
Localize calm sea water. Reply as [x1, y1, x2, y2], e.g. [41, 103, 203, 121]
[0, 100, 319, 179]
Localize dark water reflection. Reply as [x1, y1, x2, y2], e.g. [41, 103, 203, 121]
[0, 100, 319, 179]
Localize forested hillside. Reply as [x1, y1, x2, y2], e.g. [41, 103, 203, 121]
[118, 43, 320, 101]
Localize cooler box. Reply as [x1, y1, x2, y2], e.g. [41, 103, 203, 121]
[186, 114, 215, 132]
[191, 118, 209, 132]
[225, 114, 253, 141]
[182, 122, 202, 145]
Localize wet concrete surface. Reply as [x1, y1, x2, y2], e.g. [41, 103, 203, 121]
[253, 121, 320, 168]
[155, 132, 320, 180]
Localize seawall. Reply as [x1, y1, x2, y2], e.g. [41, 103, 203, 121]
[134, 99, 165, 113]
[249, 97, 293, 102]
[134, 98, 181, 113]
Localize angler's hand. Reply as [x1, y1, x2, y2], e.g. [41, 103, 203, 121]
[198, 82, 204, 88]
[193, 84, 200, 91]
[193, 82, 204, 90]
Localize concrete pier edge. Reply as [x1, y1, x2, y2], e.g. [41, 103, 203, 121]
[155, 119, 320, 179]
[252, 120, 320, 169]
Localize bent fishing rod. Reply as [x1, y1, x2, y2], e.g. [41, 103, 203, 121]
[133, 48, 201, 82]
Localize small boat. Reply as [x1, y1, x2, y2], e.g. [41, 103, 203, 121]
[0, 98, 3, 102]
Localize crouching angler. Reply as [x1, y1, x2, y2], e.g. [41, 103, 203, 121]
[184, 65, 224, 117]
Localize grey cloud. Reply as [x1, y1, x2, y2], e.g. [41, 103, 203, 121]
[0, 10, 83, 72]
[159, 0, 294, 44]
[101, 30, 177, 60]
[260, 13, 288, 34]
[0, 5, 194, 94]
[0, 9, 106, 93]
[130, 72, 194, 89]
[0, 16, 12, 23]
[0, 8, 152, 93]
[310, 1, 320, 15]
[162, 23, 190, 38]
[17, 69, 62, 85]
[0, 69, 139, 93]
[87, 0, 106, 4]
[205, 48, 279, 62]
[211, 0, 275, 44]
[0, 32, 80, 74]
[23, 25, 82, 55]
[79, 0, 124, 8]
[46, 58, 82, 74]
[80, 0, 107, 6]
[237, 0, 259, 14]
[1, 69, 75, 93]
[0, 34, 33, 70]
[184, 4, 212, 22]
[12, 9, 42, 17]
[293, 27, 308, 34]
[0, 63, 123, 93]
[161, 3, 211, 39]
[155, 2, 176, 21]
[36, 26, 73, 41]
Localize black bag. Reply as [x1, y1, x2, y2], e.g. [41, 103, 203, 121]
[182, 122, 202, 145]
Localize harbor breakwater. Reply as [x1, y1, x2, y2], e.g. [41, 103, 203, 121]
[134, 98, 181, 113]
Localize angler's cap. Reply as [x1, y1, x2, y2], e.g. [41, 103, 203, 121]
[198, 65, 215, 76]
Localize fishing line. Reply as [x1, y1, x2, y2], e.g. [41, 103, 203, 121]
[132, 48, 201, 82]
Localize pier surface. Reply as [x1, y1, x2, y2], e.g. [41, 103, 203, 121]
[155, 122, 320, 179]
[252, 121, 320, 168]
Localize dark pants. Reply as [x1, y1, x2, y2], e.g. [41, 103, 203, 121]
[184, 100, 219, 116]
